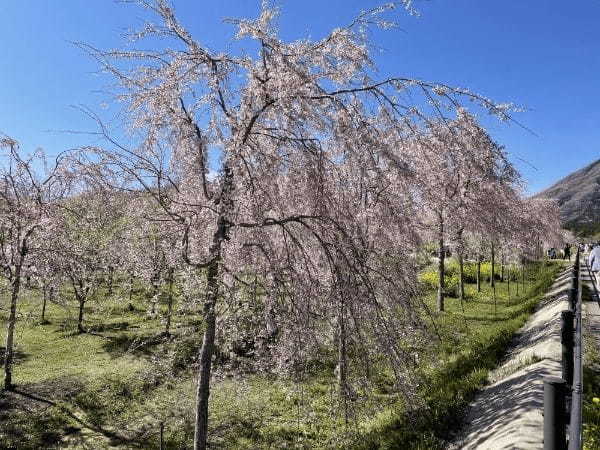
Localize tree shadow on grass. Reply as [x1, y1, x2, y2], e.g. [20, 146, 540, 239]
[87, 321, 131, 333]
[1, 380, 149, 449]
[100, 330, 171, 359]
[0, 346, 29, 365]
[459, 308, 528, 323]
[58, 321, 138, 338]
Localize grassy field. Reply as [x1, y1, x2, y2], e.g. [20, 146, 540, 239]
[0, 260, 564, 449]
[583, 282, 600, 450]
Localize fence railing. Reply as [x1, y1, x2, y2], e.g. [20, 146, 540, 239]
[544, 249, 583, 450]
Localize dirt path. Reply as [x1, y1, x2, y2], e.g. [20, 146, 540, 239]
[448, 265, 573, 449]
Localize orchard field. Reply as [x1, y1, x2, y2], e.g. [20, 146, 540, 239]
[1, 259, 564, 449]
[0, 1, 574, 449]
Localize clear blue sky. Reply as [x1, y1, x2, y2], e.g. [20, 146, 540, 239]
[2, 1, 599, 194]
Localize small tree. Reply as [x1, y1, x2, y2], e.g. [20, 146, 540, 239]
[32, 256, 62, 324]
[122, 198, 180, 333]
[0, 135, 69, 390]
[52, 187, 124, 333]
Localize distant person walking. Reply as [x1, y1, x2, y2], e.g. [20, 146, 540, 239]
[564, 244, 571, 261]
[588, 243, 600, 287]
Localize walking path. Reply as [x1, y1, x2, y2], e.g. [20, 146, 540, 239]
[581, 258, 600, 372]
[449, 265, 573, 449]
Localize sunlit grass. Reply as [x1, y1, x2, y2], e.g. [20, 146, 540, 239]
[583, 284, 600, 450]
[0, 260, 565, 449]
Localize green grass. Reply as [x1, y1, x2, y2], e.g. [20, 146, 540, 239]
[356, 260, 564, 449]
[583, 284, 600, 450]
[0, 282, 194, 449]
[0, 260, 565, 449]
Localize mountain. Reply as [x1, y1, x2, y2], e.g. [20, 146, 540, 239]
[535, 159, 600, 236]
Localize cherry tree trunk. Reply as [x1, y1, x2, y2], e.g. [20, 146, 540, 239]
[458, 250, 465, 311]
[476, 256, 481, 293]
[128, 273, 134, 303]
[507, 268, 511, 304]
[165, 268, 174, 336]
[194, 260, 219, 450]
[150, 282, 159, 315]
[337, 298, 348, 424]
[437, 230, 445, 312]
[107, 266, 114, 296]
[77, 298, 86, 333]
[194, 163, 233, 450]
[490, 242, 495, 288]
[3, 265, 22, 391]
[265, 285, 279, 341]
[491, 243, 496, 314]
[41, 285, 48, 322]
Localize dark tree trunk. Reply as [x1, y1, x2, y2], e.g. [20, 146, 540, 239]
[507, 267, 511, 304]
[437, 220, 445, 312]
[4, 263, 23, 391]
[41, 285, 48, 322]
[491, 242, 496, 314]
[165, 268, 174, 336]
[490, 242, 495, 287]
[476, 255, 481, 293]
[458, 250, 465, 312]
[265, 280, 279, 340]
[194, 260, 219, 450]
[77, 298, 86, 333]
[150, 281, 158, 315]
[337, 296, 348, 424]
[128, 273, 134, 303]
[107, 266, 114, 296]
[193, 163, 233, 450]
[41, 284, 55, 322]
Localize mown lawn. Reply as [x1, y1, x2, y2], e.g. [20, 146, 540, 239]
[0, 260, 565, 449]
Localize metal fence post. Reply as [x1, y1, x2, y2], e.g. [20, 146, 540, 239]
[561, 310, 574, 387]
[568, 248, 583, 450]
[569, 277, 577, 311]
[544, 376, 567, 450]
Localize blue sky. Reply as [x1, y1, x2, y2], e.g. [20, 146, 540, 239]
[2, 1, 599, 194]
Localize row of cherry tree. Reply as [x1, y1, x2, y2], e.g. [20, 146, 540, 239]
[1, 1, 564, 449]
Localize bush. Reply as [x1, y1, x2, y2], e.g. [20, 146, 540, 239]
[422, 260, 521, 294]
[460, 261, 508, 284]
[418, 270, 459, 297]
[460, 262, 477, 283]
[172, 334, 203, 372]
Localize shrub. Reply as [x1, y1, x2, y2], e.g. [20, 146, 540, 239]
[172, 334, 203, 372]
[418, 270, 459, 297]
[462, 261, 505, 284]
[447, 260, 478, 283]
[460, 262, 476, 283]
